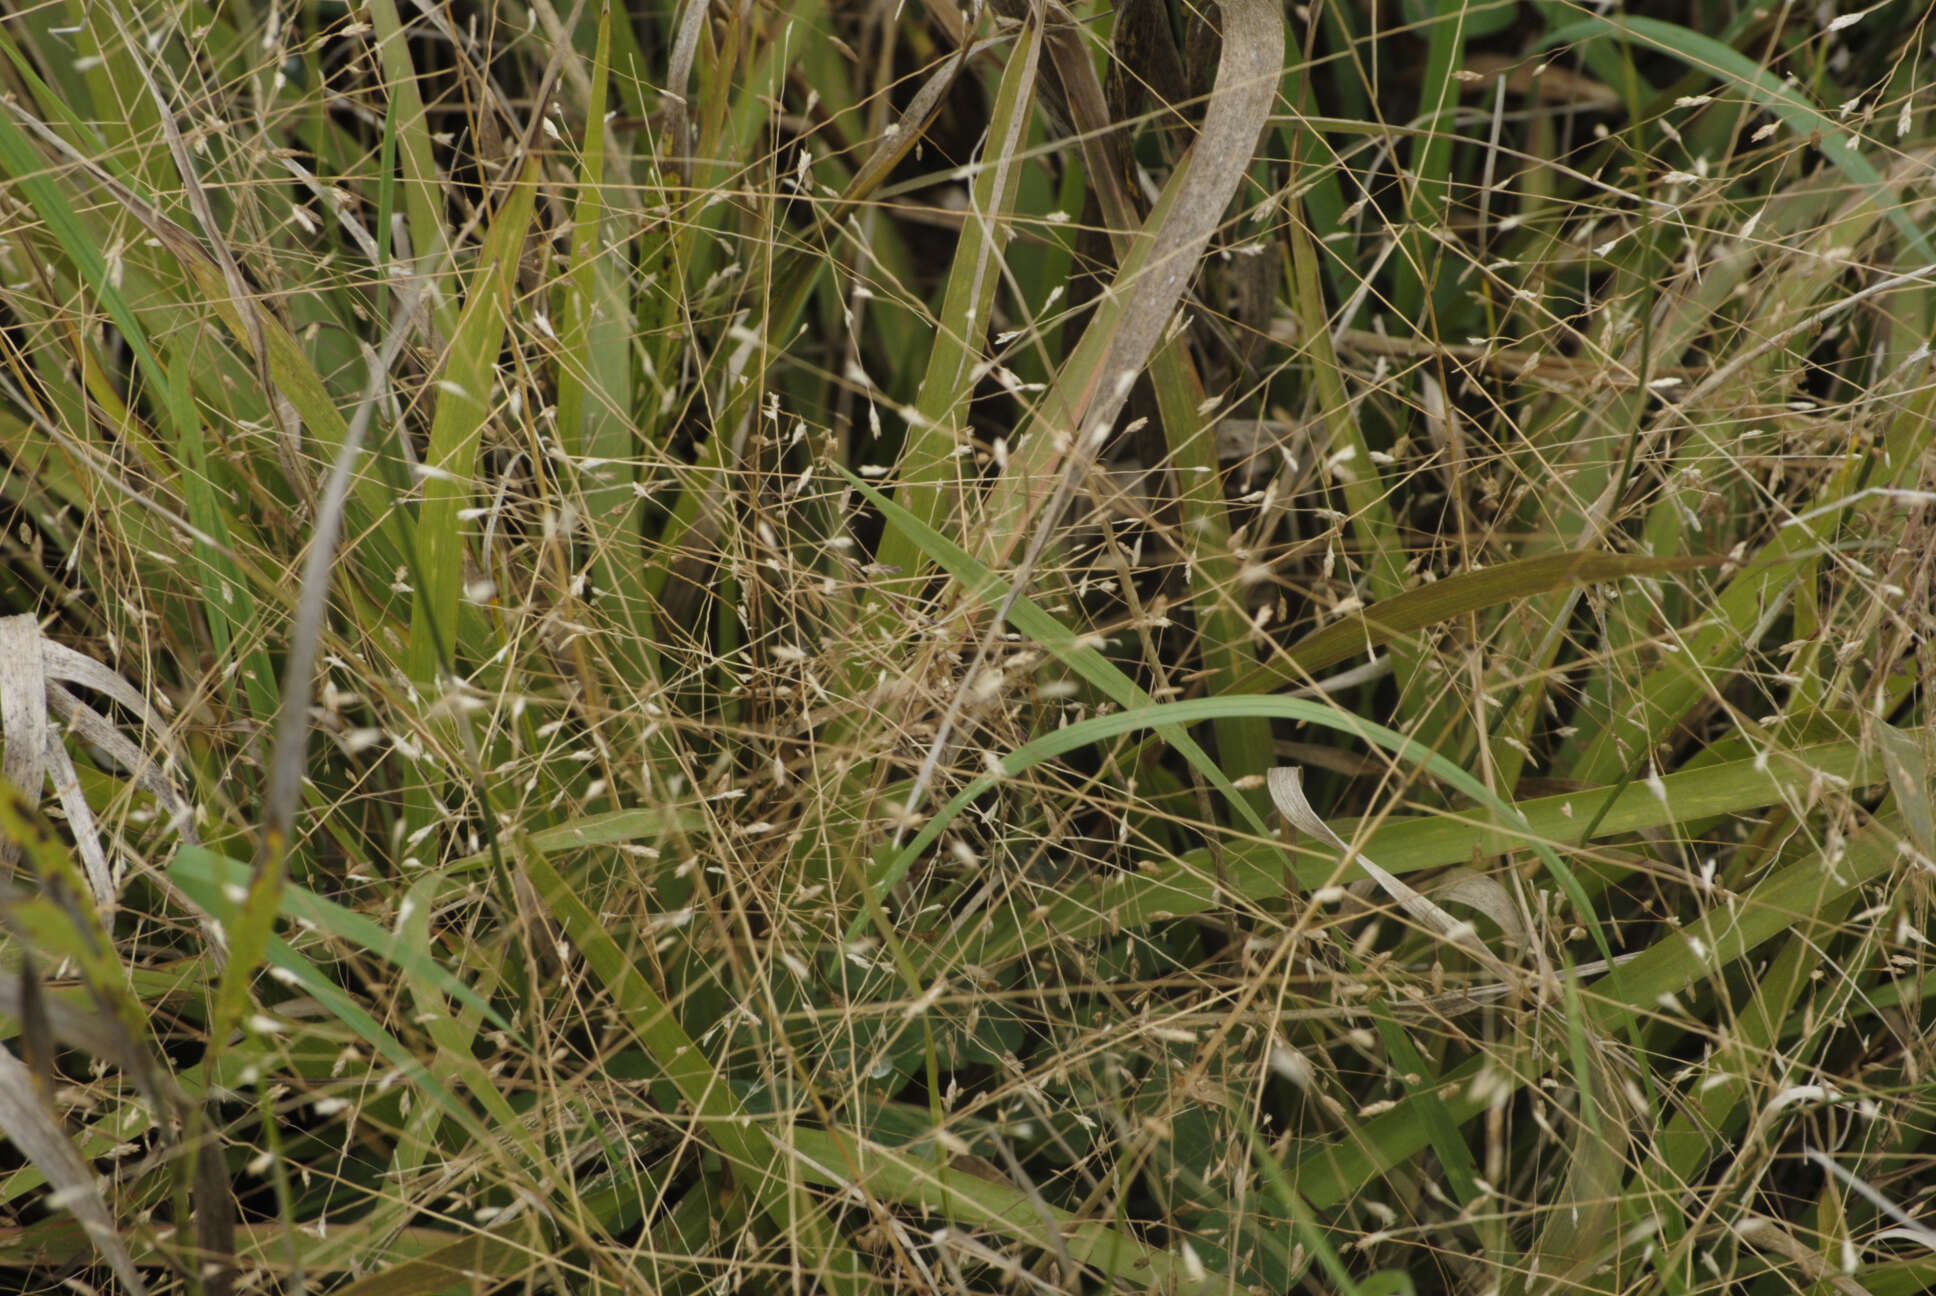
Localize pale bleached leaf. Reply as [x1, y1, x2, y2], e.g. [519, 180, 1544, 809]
[1267, 765, 1522, 985]
[0, 1047, 149, 1294]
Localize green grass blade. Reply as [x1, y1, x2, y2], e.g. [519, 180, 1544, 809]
[879, 693, 1604, 960]
[1288, 809, 1910, 1210]
[840, 465, 1271, 849]
[169, 847, 515, 1038]
[518, 842, 870, 1294]
[1540, 16, 1935, 263]
[1241, 550, 1722, 691]
[932, 733, 1887, 973]
[788, 1126, 1227, 1290]
[872, 15, 1041, 582]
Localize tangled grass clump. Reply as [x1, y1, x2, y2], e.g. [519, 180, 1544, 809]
[0, 0, 1933, 1293]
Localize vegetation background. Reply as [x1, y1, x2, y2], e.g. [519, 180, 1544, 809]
[0, 0, 1932, 1292]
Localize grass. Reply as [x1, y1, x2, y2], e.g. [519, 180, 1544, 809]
[0, 0, 1932, 1293]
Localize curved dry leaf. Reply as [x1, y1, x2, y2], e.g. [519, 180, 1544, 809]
[663, 0, 714, 181]
[0, 1047, 149, 1295]
[909, 0, 1284, 820]
[2, 617, 110, 909]
[0, 617, 207, 940]
[38, 639, 158, 719]
[1732, 1215, 1867, 1296]
[45, 684, 196, 845]
[1267, 766, 1521, 986]
[1426, 866, 1532, 950]
[1077, 0, 1281, 449]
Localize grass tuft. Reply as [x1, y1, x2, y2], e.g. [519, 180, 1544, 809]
[0, 1, 1932, 1292]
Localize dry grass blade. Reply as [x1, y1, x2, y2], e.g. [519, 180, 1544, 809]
[909, 0, 1282, 820]
[0, 617, 47, 879]
[1267, 766, 1527, 986]
[0, 1048, 148, 1296]
[101, 4, 304, 503]
[663, 0, 715, 180]
[2, 617, 198, 915]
